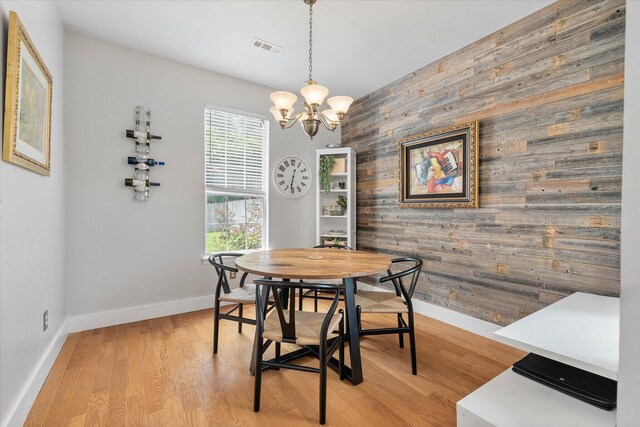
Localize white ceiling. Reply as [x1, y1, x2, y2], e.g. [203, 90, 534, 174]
[55, 0, 552, 100]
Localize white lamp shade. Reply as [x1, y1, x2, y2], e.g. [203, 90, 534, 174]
[270, 91, 297, 111]
[321, 109, 339, 123]
[270, 106, 294, 120]
[327, 96, 353, 114]
[300, 83, 329, 106]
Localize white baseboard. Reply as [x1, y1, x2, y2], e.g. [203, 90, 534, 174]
[2, 320, 69, 427]
[68, 294, 219, 333]
[357, 283, 500, 339]
[69, 286, 499, 338]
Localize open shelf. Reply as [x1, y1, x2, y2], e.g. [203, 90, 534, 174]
[316, 148, 356, 248]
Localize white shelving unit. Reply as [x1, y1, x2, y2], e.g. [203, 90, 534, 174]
[315, 147, 356, 248]
[457, 293, 619, 426]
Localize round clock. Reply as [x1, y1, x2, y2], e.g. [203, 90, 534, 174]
[272, 155, 312, 198]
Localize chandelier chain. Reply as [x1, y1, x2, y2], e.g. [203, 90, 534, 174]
[308, 2, 313, 81]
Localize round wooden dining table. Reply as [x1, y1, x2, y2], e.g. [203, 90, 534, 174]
[235, 248, 391, 385]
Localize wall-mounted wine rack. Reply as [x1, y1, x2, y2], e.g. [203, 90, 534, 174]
[124, 106, 164, 201]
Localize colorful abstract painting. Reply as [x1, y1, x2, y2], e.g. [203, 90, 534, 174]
[409, 139, 464, 196]
[399, 122, 478, 208]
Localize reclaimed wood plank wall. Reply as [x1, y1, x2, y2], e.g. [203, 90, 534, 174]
[341, 0, 625, 325]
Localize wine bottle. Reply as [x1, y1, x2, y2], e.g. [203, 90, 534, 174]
[126, 130, 162, 140]
[127, 156, 165, 166]
[124, 178, 161, 187]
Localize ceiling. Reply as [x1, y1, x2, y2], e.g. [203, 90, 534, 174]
[55, 0, 552, 100]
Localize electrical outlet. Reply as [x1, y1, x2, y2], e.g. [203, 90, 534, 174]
[43, 310, 48, 332]
[230, 271, 237, 279]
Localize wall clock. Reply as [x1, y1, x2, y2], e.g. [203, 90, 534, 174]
[272, 155, 312, 198]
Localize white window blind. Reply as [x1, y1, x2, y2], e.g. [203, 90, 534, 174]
[205, 107, 268, 194]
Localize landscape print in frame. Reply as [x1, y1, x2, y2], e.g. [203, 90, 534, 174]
[398, 122, 478, 208]
[3, 11, 53, 176]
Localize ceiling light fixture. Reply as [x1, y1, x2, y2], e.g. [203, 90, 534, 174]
[269, 0, 353, 140]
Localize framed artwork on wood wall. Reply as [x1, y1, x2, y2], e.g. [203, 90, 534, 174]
[2, 11, 53, 176]
[398, 121, 478, 208]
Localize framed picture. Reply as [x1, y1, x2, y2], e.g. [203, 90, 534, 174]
[398, 121, 478, 208]
[2, 11, 53, 176]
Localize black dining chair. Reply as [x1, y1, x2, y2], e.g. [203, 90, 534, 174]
[253, 278, 345, 425]
[298, 244, 354, 311]
[208, 253, 260, 354]
[355, 257, 423, 374]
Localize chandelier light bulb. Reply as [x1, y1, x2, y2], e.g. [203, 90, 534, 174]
[327, 96, 354, 116]
[300, 83, 329, 106]
[270, 91, 297, 111]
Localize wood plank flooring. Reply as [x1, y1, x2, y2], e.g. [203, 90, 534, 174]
[25, 303, 524, 426]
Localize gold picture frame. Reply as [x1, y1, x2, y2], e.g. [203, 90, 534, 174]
[2, 11, 53, 176]
[398, 121, 478, 208]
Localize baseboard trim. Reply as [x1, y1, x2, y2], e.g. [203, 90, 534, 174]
[69, 286, 499, 338]
[357, 283, 500, 339]
[68, 295, 219, 333]
[2, 320, 69, 427]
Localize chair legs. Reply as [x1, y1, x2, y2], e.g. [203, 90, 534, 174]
[253, 336, 263, 412]
[319, 341, 327, 425]
[408, 311, 417, 375]
[339, 317, 345, 381]
[238, 304, 243, 333]
[397, 313, 405, 348]
[357, 308, 417, 375]
[253, 318, 345, 425]
[213, 298, 221, 354]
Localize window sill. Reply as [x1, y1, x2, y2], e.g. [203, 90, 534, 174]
[201, 248, 263, 264]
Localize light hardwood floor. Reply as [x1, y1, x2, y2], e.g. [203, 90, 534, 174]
[25, 303, 524, 426]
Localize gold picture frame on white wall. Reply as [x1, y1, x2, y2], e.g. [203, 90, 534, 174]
[2, 11, 53, 176]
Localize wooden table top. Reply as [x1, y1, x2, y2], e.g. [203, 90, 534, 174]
[235, 248, 392, 280]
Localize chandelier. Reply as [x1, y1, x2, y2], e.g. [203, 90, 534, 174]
[269, 0, 353, 140]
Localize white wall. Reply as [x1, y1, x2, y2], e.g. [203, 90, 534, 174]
[0, 2, 66, 426]
[618, 1, 640, 424]
[64, 31, 337, 326]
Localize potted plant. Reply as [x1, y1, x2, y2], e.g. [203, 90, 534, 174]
[319, 155, 336, 193]
[337, 195, 347, 215]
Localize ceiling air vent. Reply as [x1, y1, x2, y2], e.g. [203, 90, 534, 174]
[251, 38, 282, 54]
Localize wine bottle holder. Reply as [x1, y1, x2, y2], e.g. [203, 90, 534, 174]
[123, 106, 163, 201]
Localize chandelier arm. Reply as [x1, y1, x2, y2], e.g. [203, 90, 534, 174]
[317, 112, 337, 132]
[281, 112, 304, 129]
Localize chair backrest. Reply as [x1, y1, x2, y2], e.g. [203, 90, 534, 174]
[254, 279, 343, 344]
[380, 258, 423, 301]
[208, 253, 247, 295]
[313, 244, 354, 250]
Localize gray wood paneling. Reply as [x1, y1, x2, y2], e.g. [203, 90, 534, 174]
[342, 0, 625, 325]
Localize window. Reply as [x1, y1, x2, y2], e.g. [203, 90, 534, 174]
[205, 106, 268, 253]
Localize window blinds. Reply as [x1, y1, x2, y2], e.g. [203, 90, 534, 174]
[205, 107, 268, 194]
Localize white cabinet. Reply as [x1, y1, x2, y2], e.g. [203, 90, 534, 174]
[457, 370, 616, 427]
[457, 293, 619, 427]
[315, 147, 356, 248]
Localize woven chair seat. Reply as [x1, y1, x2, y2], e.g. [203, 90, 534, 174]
[263, 310, 343, 346]
[355, 290, 408, 314]
[219, 284, 257, 304]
